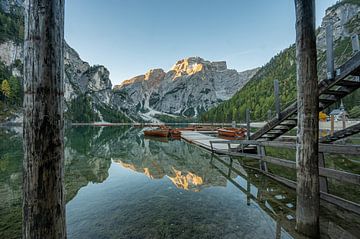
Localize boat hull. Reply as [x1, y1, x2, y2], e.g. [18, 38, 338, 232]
[144, 130, 169, 137]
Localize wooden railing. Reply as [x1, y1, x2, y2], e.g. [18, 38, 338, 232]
[209, 139, 360, 214]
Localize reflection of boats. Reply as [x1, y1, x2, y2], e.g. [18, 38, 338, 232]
[144, 129, 170, 137]
[217, 128, 246, 138]
[144, 135, 170, 143]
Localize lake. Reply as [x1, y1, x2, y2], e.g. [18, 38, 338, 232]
[0, 126, 359, 238]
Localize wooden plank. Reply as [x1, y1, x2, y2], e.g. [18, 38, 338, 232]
[319, 167, 360, 185]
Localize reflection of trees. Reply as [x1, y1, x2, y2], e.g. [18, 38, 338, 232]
[0, 129, 23, 239]
[64, 126, 131, 201]
[0, 126, 131, 238]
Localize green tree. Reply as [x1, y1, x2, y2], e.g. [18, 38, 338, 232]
[8, 76, 21, 104]
[1, 79, 11, 98]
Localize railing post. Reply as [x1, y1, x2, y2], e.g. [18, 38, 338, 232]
[318, 153, 328, 193]
[330, 115, 335, 136]
[246, 109, 251, 140]
[274, 79, 281, 118]
[326, 23, 334, 79]
[268, 109, 272, 122]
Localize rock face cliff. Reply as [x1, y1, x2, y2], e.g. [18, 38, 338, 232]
[0, 0, 130, 123]
[112, 57, 258, 121]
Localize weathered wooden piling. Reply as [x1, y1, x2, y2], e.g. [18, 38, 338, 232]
[23, 0, 66, 238]
[294, 0, 320, 237]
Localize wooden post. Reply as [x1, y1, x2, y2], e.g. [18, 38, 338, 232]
[23, 0, 66, 238]
[342, 113, 346, 129]
[246, 109, 251, 140]
[267, 109, 272, 122]
[330, 115, 335, 136]
[258, 146, 268, 172]
[274, 80, 281, 118]
[318, 153, 328, 193]
[326, 23, 334, 79]
[294, 0, 320, 237]
[275, 221, 282, 239]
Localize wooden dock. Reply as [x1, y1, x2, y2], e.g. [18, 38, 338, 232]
[180, 131, 241, 151]
[180, 131, 360, 215]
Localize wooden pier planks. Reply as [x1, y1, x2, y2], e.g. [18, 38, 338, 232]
[180, 131, 241, 151]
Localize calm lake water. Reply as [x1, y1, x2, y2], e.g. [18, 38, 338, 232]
[0, 126, 359, 239]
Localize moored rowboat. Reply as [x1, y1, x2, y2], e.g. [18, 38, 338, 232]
[217, 128, 246, 138]
[144, 129, 170, 137]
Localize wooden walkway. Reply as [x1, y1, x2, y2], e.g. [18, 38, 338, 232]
[180, 131, 241, 151]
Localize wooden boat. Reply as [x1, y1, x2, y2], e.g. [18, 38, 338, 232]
[217, 128, 246, 138]
[170, 129, 181, 138]
[144, 129, 170, 137]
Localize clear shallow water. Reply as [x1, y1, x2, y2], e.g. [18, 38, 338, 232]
[0, 126, 359, 239]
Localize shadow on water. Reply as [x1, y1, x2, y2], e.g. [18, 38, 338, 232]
[0, 126, 359, 238]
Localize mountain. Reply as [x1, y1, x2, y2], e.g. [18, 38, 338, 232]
[0, 0, 131, 123]
[200, 0, 360, 123]
[112, 57, 258, 122]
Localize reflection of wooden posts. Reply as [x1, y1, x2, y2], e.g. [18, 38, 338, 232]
[352, 34, 359, 54]
[246, 109, 251, 140]
[274, 80, 281, 118]
[23, 0, 66, 238]
[228, 157, 233, 177]
[275, 221, 282, 239]
[326, 23, 334, 79]
[247, 180, 251, 206]
[258, 146, 268, 172]
[330, 115, 335, 136]
[294, 0, 320, 237]
[318, 153, 328, 193]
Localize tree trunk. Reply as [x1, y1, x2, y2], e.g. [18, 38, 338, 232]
[294, 0, 320, 238]
[23, 0, 66, 238]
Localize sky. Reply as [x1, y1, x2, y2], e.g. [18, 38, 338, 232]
[64, 0, 338, 86]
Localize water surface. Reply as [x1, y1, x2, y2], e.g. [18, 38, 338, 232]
[0, 126, 359, 238]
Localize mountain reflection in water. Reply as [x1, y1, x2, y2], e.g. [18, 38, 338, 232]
[0, 126, 359, 239]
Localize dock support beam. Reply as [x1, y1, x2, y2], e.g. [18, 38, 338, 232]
[294, 0, 320, 238]
[23, 0, 66, 238]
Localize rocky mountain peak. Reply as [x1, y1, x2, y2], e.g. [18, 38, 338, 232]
[171, 57, 227, 79]
[144, 68, 166, 81]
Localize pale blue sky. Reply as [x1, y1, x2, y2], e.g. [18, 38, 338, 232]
[64, 0, 338, 85]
